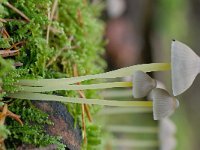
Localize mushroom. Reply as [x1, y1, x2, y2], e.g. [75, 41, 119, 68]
[150, 88, 179, 120]
[132, 70, 156, 98]
[171, 40, 200, 96]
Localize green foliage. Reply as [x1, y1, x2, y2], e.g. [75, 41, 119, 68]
[0, 125, 11, 141]
[5, 100, 66, 149]
[57, 0, 105, 76]
[0, 56, 14, 99]
[0, 0, 106, 149]
[0, 3, 8, 18]
[0, 56, 13, 77]
[2, 69, 27, 93]
[87, 124, 102, 145]
[81, 124, 103, 150]
[0, 38, 11, 49]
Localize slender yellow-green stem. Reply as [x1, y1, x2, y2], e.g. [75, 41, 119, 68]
[18, 63, 170, 86]
[98, 107, 152, 115]
[101, 89, 133, 99]
[106, 125, 158, 134]
[111, 139, 158, 148]
[19, 82, 132, 92]
[7, 92, 153, 107]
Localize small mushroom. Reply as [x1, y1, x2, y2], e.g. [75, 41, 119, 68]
[132, 71, 157, 98]
[171, 40, 200, 96]
[150, 88, 179, 120]
[106, 0, 126, 18]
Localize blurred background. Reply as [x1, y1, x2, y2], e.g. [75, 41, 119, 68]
[97, 0, 200, 150]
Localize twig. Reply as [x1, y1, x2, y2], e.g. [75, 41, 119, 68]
[0, 18, 7, 23]
[53, 7, 59, 21]
[0, 104, 23, 147]
[0, 50, 19, 57]
[3, 18, 26, 23]
[14, 62, 23, 67]
[78, 91, 92, 122]
[0, 104, 7, 148]
[73, 64, 87, 144]
[84, 104, 92, 122]
[4, 2, 30, 22]
[0, 104, 7, 125]
[46, 0, 58, 44]
[81, 101, 87, 144]
[1, 27, 20, 50]
[49, 26, 62, 34]
[46, 8, 50, 44]
[1, 28, 24, 50]
[50, 0, 58, 20]
[72, 65, 93, 122]
[5, 40, 26, 51]
[2, 28, 10, 38]
[6, 110, 23, 126]
[77, 9, 83, 26]
[0, 104, 23, 126]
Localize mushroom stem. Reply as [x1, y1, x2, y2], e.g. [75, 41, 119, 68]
[101, 89, 133, 99]
[97, 107, 152, 115]
[110, 139, 158, 148]
[106, 125, 158, 134]
[19, 82, 132, 92]
[18, 63, 170, 86]
[7, 92, 153, 107]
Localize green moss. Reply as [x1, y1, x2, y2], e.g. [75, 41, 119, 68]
[81, 124, 103, 150]
[5, 100, 65, 149]
[0, 0, 106, 149]
[0, 125, 11, 141]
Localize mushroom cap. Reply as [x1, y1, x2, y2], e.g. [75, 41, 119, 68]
[107, 0, 126, 18]
[151, 88, 179, 120]
[147, 80, 167, 100]
[171, 40, 200, 96]
[132, 71, 156, 98]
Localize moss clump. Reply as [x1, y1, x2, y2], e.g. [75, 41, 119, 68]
[0, 0, 105, 149]
[5, 100, 66, 149]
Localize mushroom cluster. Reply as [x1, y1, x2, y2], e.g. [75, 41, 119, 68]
[132, 70, 179, 120]
[1, 40, 198, 121]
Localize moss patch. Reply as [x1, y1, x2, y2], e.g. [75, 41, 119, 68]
[0, 0, 105, 149]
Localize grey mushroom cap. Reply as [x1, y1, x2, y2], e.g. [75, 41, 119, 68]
[151, 88, 179, 120]
[132, 71, 156, 98]
[171, 40, 200, 96]
[147, 80, 167, 100]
